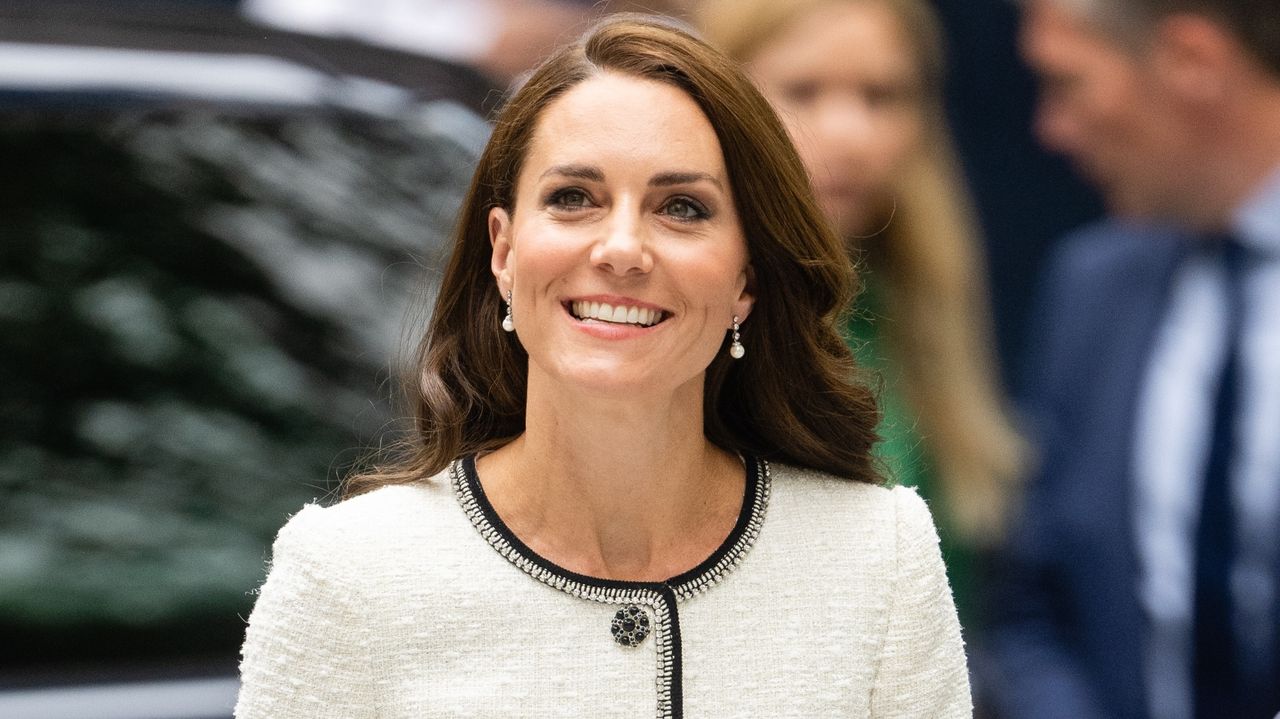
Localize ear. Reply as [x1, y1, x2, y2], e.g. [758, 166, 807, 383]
[489, 206, 514, 294]
[732, 262, 757, 324]
[1150, 14, 1235, 105]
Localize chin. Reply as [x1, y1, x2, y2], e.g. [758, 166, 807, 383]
[833, 199, 890, 241]
[538, 358, 704, 403]
[819, 201, 860, 238]
[541, 359, 655, 394]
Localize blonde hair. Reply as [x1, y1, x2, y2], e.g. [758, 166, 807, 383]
[698, 0, 1027, 544]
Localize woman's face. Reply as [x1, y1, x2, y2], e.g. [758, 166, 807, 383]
[747, 0, 926, 237]
[489, 72, 754, 399]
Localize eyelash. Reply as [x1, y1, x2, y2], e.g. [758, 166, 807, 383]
[544, 188, 711, 222]
[546, 187, 592, 210]
[661, 196, 711, 222]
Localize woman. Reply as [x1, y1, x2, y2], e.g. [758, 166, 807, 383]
[698, 0, 1025, 605]
[235, 15, 969, 718]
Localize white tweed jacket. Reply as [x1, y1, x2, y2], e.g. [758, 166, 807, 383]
[235, 458, 971, 718]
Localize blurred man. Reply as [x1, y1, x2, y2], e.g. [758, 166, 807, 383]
[987, 1, 1280, 718]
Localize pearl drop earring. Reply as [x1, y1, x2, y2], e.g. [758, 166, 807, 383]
[729, 316, 745, 359]
[502, 291, 515, 332]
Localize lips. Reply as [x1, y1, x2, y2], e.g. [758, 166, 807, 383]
[568, 300, 666, 327]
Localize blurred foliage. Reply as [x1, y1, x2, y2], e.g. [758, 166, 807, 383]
[0, 102, 484, 659]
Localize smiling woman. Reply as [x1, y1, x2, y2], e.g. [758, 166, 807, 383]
[234, 14, 971, 719]
[488, 72, 752, 403]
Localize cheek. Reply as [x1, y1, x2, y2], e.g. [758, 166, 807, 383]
[511, 223, 584, 283]
[667, 246, 748, 307]
[868, 111, 922, 175]
[1087, 69, 1146, 136]
[1089, 98, 1127, 138]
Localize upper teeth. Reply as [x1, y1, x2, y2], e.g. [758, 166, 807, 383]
[571, 301, 663, 326]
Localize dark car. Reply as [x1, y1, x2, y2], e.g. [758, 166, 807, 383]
[0, 2, 490, 715]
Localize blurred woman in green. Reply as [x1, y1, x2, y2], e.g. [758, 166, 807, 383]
[699, 0, 1026, 623]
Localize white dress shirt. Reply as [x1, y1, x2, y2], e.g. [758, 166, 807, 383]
[1134, 166, 1280, 719]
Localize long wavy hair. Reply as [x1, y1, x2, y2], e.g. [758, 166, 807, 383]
[698, 0, 1027, 543]
[344, 15, 883, 497]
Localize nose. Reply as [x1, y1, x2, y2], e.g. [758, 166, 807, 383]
[590, 206, 653, 276]
[814, 95, 874, 161]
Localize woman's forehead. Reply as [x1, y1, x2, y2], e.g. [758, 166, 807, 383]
[519, 73, 730, 186]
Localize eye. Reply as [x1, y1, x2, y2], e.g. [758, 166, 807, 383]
[546, 187, 593, 210]
[863, 83, 907, 109]
[661, 196, 710, 222]
[779, 80, 820, 106]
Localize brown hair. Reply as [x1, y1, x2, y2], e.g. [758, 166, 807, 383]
[699, 0, 1027, 543]
[344, 14, 881, 497]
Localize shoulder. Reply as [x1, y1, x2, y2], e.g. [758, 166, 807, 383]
[1024, 219, 1192, 374]
[1042, 219, 1190, 296]
[767, 461, 927, 510]
[759, 463, 952, 617]
[269, 470, 460, 574]
[765, 462, 939, 548]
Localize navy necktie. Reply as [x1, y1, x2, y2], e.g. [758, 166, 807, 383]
[1192, 238, 1246, 719]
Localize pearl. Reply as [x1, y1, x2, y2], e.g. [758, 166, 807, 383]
[730, 342, 745, 359]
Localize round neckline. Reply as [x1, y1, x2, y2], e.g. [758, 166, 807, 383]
[453, 454, 770, 599]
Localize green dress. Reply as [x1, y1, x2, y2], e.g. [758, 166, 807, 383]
[845, 288, 979, 627]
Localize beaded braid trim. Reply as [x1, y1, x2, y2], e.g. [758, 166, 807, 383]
[448, 457, 771, 719]
[450, 460, 677, 717]
[671, 459, 771, 601]
[449, 457, 771, 604]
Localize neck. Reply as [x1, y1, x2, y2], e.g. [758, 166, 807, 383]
[1191, 88, 1280, 229]
[475, 367, 744, 582]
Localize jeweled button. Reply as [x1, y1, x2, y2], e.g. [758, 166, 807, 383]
[611, 604, 651, 647]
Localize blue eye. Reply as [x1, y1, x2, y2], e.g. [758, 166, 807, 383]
[662, 196, 710, 221]
[547, 188, 591, 209]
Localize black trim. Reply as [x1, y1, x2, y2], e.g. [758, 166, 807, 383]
[658, 585, 683, 719]
[459, 454, 761, 592]
[452, 455, 771, 719]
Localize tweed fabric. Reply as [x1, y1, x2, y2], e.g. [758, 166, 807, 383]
[235, 462, 970, 718]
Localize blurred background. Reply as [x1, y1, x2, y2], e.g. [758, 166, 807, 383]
[0, 0, 1100, 717]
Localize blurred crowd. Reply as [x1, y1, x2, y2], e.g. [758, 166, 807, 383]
[2, 0, 1277, 717]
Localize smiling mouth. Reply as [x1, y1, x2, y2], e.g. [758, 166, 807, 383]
[568, 300, 667, 327]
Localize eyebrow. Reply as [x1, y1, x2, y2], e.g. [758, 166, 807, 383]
[539, 164, 724, 191]
[539, 164, 604, 182]
[650, 171, 724, 191]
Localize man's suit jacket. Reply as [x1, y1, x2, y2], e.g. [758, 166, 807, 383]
[986, 219, 1202, 719]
